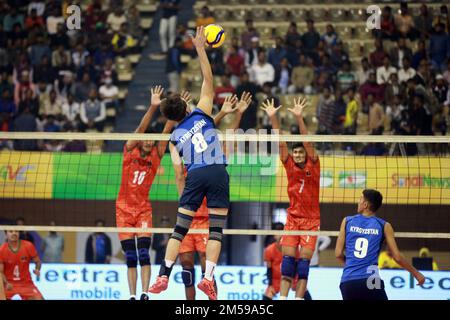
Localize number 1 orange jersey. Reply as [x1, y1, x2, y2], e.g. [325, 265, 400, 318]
[0, 240, 37, 283]
[283, 154, 320, 219]
[116, 144, 161, 213]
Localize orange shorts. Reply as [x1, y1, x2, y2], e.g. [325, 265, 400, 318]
[116, 207, 152, 241]
[280, 216, 320, 251]
[179, 233, 208, 254]
[5, 282, 43, 300]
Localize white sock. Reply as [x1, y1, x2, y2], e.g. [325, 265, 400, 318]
[204, 260, 216, 281]
[279, 296, 287, 300]
[165, 259, 175, 268]
[129, 294, 136, 299]
[295, 297, 305, 300]
[141, 292, 148, 298]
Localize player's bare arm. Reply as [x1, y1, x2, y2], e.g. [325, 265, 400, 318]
[191, 26, 214, 116]
[173, 162, 185, 196]
[157, 120, 177, 158]
[384, 222, 425, 286]
[213, 94, 238, 126]
[32, 255, 41, 279]
[126, 85, 164, 151]
[288, 97, 318, 162]
[180, 90, 193, 112]
[231, 92, 252, 130]
[335, 217, 346, 264]
[261, 99, 289, 163]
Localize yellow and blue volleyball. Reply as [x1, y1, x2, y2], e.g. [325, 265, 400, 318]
[204, 24, 226, 48]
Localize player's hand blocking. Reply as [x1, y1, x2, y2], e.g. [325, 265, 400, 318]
[236, 91, 253, 115]
[221, 94, 238, 114]
[33, 269, 40, 279]
[288, 97, 308, 118]
[191, 25, 207, 49]
[150, 85, 164, 107]
[180, 90, 192, 106]
[261, 99, 282, 118]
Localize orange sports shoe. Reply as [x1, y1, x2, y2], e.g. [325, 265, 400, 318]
[197, 278, 217, 300]
[148, 276, 169, 294]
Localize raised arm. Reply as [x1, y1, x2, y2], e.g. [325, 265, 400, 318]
[172, 161, 185, 196]
[213, 94, 238, 126]
[157, 120, 177, 158]
[261, 99, 289, 163]
[384, 222, 425, 286]
[126, 86, 164, 151]
[191, 26, 214, 116]
[335, 217, 346, 264]
[288, 97, 318, 162]
[230, 91, 252, 130]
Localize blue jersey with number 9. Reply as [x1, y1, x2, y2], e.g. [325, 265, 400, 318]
[170, 108, 226, 172]
[341, 214, 386, 283]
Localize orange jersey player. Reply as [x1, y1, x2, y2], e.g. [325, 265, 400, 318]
[115, 85, 180, 300]
[262, 97, 320, 300]
[0, 229, 43, 300]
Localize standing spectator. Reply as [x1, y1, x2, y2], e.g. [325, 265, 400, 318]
[85, 219, 112, 264]
[61, 92, 80, 127]
[343, 87, 359, 135]
[286, 38, 303, 67]
[166, 37, 183, 93]
[398, 57, 416, 84]
[360, 71, 385, 104]
[389, 37, 413, 69]
[301, 19, 321, 58]
[285, 22, 301, 49]
[410, 94, 433, 136]
[13, 106, 38, 152]
[336, 61, 357, 92]
[316, 86, 336, 136]
[394, 2, 418, 40]
[236, 72, 258, 130]
[214, 75, 235, 107]
[289, 54, 313, 94]
[225, 45, 245, 88]
[46, 8, 65, 35]
[159, 0, 180, 55]
[99, 77, 119, 111]
[245, 37, 263, 69]
[18, 88, 39, 117]
[241, 19, 260, 51]
[377, 56, 397, 85]
[196, 6, 215, 27]
[106, 8, 127, 33]
[249, 51, 275, 88]
[274, 58, 291, 94]
[41, 220, 64, 263]
[152, 216, 171, 265]
[414, 4, 434, 39]
[310, 236, 332, 267]
[74, 72, 97, 103]
[369, 38, 388, 68]
[429, 23, 450, 72]
[385, 73, 404, 107]
[80, 88, 106, 132]
[356, 57, 373, 86]
[267, 37, 287, 70]
[368, 98, 385, 135]
[15, 217, 35, 244]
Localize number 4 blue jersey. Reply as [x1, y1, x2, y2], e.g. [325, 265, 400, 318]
[341, 214, 386, 283]
[170, 108, 226, 172]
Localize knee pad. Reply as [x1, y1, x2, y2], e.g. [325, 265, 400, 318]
[297, 258, 311, 280]
[121, 239, 137, 268]
[170, 212, 193, 242]
[209, 214, 227, 242]
[281, 256, 296, 279]
[137, 237, 151, 266]
[181, 267, 195, 288]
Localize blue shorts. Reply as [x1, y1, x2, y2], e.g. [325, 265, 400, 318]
[340, 279, 388, 300]
[179, 164, 230, 211]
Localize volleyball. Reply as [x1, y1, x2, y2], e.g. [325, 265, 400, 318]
[204, 24, 226, 48]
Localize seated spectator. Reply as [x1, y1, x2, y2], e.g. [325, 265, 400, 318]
[33, 55, 56, 85]
[241, 19, 260, 51]
[368, 98, 385, 135]
[18, 88, 39, 117]
[236, 72, 258, 131]
[107, 8, 127, 33]
[62, 123, 87, 152]
[314, 54, 337, 89]
[387, 94, 408, 134]
[285, 38, 303, 67]
[84, 219, 112, 264]
[384, 73, 404, 107]
[166, 37, 183, 93]
[14, 70, 35, 106]
[249, 51, 275, 88]
[111, 22, 137, 55]
[330, 40, 349, 69]
[40, 89, 63, 118]
[99, 77, 119, 110]
[25, 8, 45, 31]
[93, 43, 115, 68]
[80, 88, 106, 132]
[432, 5, 450, 34]
[336, 61, 357, 92]
[274, 58, 292, 94]
[429, 23, 450, 72]
[398, 56, 416, 84]
[268, 37, 287, 70]
[360, 71, 385, 104]
[377, 56, 397, 85]
[301, 19, 320, 58]
[376, 6, 396, 40]
[46, 8, 65, 36]
[316, 86, 336, 135]
[333, 89, 347, 134]
[55, 72, 75, 100]
[433, 74, 448, 105]
[356, 57, 373, 86]
[343, 87, 359, 135]
[394, 2, 418, 40]
[29, 34, 51, 66]
[3, 6, 24, 33]
[414, 4, 434, 39]
[0, 89, 16, 131]
[13, 53, 33, 85]
[13, 106, 38, 151]
[127, 5, 143, 42]
[389, 37, 412, 69]
[99, 58, 118, 85]
[322, 24, 339, 52]
[225, 44, 245, 88]
[285, 22, 301, 49]
[52, 44, 72, 68]
[245, 37, 263, 69]
[413, 59, 430, 87]
[74, 72, 97, 103]
[49, 22, 70, 49]
[61, 92, 80, 128]
[214, 75, 235, 108]
[196, 6, 215, 27]
[72, 43, 90, 70]
[443, 60, 450, 85]
[370, 38, 388, 68]
[43, 114, 60, 132]
[76, 55, 98, 84]
[415, 247, 439, 271]
[360, 142, 387, 156]
[0, 72, 14, 97]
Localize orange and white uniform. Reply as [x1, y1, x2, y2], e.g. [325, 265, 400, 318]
[179, 198, 209, 254]
[280, 155, 321, 251]
[264, 243, 300, 293]
[116, 144, 161, 241]
[0, 240, 43, 300]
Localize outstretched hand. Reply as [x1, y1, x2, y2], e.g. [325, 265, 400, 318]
[236, 91, 253, 114]
[191, 25, 207, 49]
[181, 90, 192, 106]
[221, 94, 239, 114]
[150, 85, 164, 106]
[288, 97, 308, 117]
[260, 99, 282, 118]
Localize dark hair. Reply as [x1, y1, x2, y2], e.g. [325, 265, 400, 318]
[95, 219, 105, 225]
[160, 93, 187, 121]
[362, 189, 383, 212]
[291, 142, 304, 151]
[272, 222, 284, 230]
[15, 217, 25, 223]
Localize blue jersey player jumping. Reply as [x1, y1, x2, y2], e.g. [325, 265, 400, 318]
[335, 189, 425, 300]
[149, 26, 229, 300]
